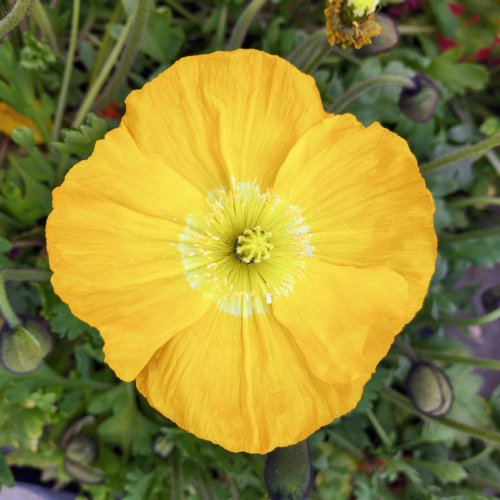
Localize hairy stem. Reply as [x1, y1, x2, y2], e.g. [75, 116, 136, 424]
[227, 0, 267, 50]
[92, 0, 153, 111]
[72, 0, 138, 129]
[420, 133, 500, 175]
[0, 0, 33, 40]
[329, 74, 414, 113]
[52, 0, 80, 142]
[380, 388, 500, 445]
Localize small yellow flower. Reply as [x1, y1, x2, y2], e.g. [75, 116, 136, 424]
[325, 0, 381, 49]
[0, 101, 44, 144]
[46, 50, 436, 454]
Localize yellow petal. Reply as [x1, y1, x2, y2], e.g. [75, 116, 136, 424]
[273, 259, 409, 384]
[0, 101, 44, 144]
[47, 125, 213, 381]
[274, 114, 436, 322]
[136, 306, 370, 454]
[123, 49, 327, 193]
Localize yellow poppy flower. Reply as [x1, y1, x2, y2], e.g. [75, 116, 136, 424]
[46, 49, 436, 454]
[0, 101, 45, 145]
[325, 0, 381, 49]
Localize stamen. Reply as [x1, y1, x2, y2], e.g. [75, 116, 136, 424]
[177, 182, 314, 317]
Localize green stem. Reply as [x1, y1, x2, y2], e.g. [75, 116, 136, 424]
[329, 74, 414, 113]
[420, 133, 500, 175]
[164, 0, 203, 24]
[485, 149, 500, 175]
[366, 409, 392, 448]
[170, 449, 185, 500]
[52, 0, 80, 143]
[227, 0, 267, 51]
[466, 474, 500, 494]
[0, 0, 33, 40]
[214, 2, 228, 50]
[415, 349, 500, 370]
[0, 269, 52, 329]
[92, 0, 153, 112]
[393, 336, 419, 361]
[88, 0, 122, 87]
[286, 28, 327, 67]
[425, 304, 500, 327]
[439, 225, 500, 246]
[459, 443, 497, 467]
[380, 388, 500, 445]
[195, 464, 209, 500]
[447, 196, 500, 209]
[330, 45, 362, 66]
[302, 41, 332, 75]
[72, 0, 137, 129]
[324, 429, 366, 459]
[397, 24, 435, 35]
[31, 0, 59, 55]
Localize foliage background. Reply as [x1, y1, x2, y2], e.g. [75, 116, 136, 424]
[1, 0, 500, 499]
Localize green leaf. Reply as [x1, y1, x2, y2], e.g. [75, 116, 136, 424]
[352, 367, 391, 413]
[0, 237, 12, 254]
[53, 113, 108, 158]
[428, 0, 457, 38]
[140, 7, 186, 65]
[427, 49, 489, 94]
[413, 459, 467, 484]
[0, 450, 14, 488]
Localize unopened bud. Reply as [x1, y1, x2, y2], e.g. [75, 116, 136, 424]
[0, 316, 52, 374]
[264, 440, 313, 500]
[152, 432, 175, 460]
[357, 14, 399, 55]
[66, 435, 99, 465]
[64, 459, 106, 485]
[405, 361, 454, 417]
[398, 74, 439, 123]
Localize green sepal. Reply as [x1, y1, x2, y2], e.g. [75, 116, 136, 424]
[66, 434, 99, 465]
[0, 316, 52, 374]
[405, 361, 454, 417]
[64, 458, 106, 485]
[398, 74, 439, 123]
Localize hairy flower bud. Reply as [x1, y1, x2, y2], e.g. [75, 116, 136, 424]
[398, 74, 439, 123]
[405, 361, 454, 417]
[357, 13, 399, 55]
[0, 316, 52, 374]
[152, 432, 176, 459]
[264, 440, 313, 500]
[66, 435, 99, 465]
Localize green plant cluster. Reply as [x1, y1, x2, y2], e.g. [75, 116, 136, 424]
[1, 0, 500, 499]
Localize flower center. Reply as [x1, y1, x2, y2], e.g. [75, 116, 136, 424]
[341, 0, 379, 22]
[178, 181, 314, 317]
[234, 227, 273, 264]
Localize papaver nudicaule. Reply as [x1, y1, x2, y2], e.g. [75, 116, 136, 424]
[46, 49, 436, 454]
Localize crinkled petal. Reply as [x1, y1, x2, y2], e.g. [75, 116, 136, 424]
[47, 125, 212, 381]
[136, 307, 370, 454]
[123, 49, 327, 193]
[273, 259, 409, 384]
[274, 114, 436, 322]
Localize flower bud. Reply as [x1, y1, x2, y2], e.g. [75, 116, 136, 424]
[66, 435, 99, 465]
[481, 284, 500, 313]
[0, 316, 52, 374]
[152, 432, 175, 460]
[264, 440, 313, 500]
[64, 459, 106, 485]
[59, 415, 96, 449]
[405, 361, 454, 417]
[357, 14, 399, 55]
[398, 74, 439, 123]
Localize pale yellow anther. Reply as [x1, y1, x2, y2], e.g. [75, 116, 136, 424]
[235, 227, 273, 264]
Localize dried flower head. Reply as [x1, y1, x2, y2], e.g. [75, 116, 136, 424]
[325, 0, 381, 49]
